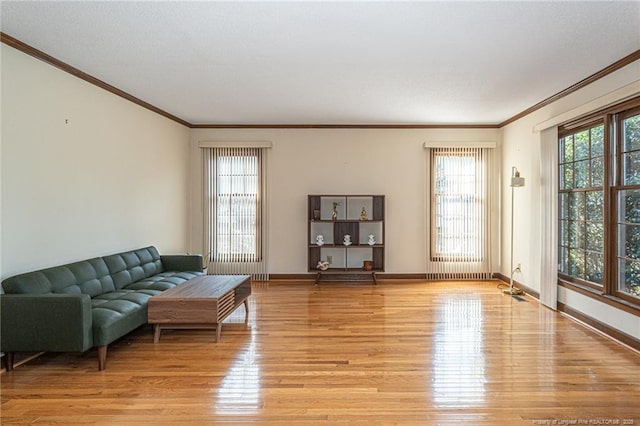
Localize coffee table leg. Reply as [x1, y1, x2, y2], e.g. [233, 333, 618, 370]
[215, 323, 221, 342]
[153, 324, 161, 343]
[244, 299, 250, 324]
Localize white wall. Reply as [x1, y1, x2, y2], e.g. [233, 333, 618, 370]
[0, 43, 3, 284]
[189, 127, 500, 275]
[1, 45, 192, 278]
[501, 59, 640, 339]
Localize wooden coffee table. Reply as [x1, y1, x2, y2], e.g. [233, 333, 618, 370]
[147, 274, 251, 342]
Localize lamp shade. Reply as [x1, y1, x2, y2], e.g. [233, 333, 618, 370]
[511, 176, 525, 187]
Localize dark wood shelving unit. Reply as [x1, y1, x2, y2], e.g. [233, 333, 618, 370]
[308, 195, 385, 284]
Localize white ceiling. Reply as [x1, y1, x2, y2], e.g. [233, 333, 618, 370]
[1, 1, 639, 126]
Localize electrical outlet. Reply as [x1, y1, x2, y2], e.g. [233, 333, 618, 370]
[327, 256, 333, 264]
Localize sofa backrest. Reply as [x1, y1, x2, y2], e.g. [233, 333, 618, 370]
[1, 246, 164, 296]
[1, 257, 116, 296]
[102, 246, 163, 289]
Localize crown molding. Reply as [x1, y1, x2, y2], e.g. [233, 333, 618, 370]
[190, 123, 499, 129]
[3, 32, 638, 130]
[0, 32, 191, 128]
[499, 49, 640, 128]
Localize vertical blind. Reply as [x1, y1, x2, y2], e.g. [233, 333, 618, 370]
[428, 147, 493, 280]
[203, 147, 268, 280]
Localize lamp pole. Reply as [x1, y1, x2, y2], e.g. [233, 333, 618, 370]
[505, 166, 524, 295]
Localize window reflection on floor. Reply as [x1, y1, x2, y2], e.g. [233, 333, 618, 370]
[215, 330, 261, 414]
[432, 296, 485, 407]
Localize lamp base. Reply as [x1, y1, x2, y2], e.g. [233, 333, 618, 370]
[503, 287, 524, 296]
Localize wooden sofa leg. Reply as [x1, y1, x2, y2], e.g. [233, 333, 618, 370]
[4, 352, 15, 371]
[97, 346, 107, 371]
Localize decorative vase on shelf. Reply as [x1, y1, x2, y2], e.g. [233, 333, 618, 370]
[343, 234, 352, 246]
[332, 202, 340, 221]
[316, 235, 325, 246]
[317, 260, 330, 271]
[368, 234, 376, 246]
[360, 207, 368, 221]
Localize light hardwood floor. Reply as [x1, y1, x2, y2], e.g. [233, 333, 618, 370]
[1, 280, 639, 425]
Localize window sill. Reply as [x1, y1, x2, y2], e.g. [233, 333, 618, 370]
[558, 279, 640, 316]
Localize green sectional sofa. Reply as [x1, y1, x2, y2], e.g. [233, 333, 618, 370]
[0, 246, 203, 371]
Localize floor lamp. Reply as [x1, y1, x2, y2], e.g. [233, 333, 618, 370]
[504, 166, 525, 295]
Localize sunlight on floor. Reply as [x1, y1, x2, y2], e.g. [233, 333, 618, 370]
[432, 295, 486, 407]
[215, 332, 261, 414]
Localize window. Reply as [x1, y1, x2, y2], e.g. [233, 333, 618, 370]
[431, 147, 488, 262]
[214, 151, 261, 261]
[558, 123, 605, 287]
[616, 110, 640, 298]
[558, 99, 640, 304]
[203, 147, 267, 278]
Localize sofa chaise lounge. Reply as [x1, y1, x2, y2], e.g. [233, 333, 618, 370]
[1, 246, 203, 371]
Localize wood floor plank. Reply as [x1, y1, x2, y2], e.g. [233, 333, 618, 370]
[1, 280, 639, 425]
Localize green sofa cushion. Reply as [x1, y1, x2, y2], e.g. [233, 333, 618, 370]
[125, 271, 202, 291]
[91, 289, 159, 346]
[2, 271, 52, 294]
[103, 247, 163, 289]
[2, 257, 115, 297]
